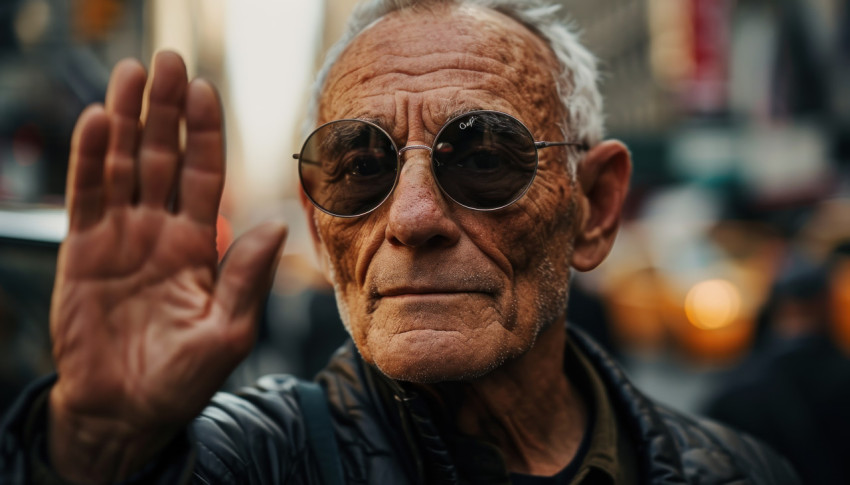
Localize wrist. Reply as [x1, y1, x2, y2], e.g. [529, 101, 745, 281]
[48, 388, 178, 485]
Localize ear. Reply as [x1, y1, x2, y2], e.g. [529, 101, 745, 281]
[299, 188, 331, 278]
[571, 140, 632, 272]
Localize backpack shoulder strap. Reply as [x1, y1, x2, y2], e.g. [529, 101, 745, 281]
[293, 380, 346, 485]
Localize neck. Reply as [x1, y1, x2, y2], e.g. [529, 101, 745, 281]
[449, 322, 588, 476]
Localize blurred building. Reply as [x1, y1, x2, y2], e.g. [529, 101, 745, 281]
[563, 0, 848, 184]
[562, 0, 850, 413]
[0, 0, 146, 205]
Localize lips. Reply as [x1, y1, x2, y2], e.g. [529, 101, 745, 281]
[365, 249, 506, 300]
[372, 274, 502, 299]
[378, 286, 492, 297]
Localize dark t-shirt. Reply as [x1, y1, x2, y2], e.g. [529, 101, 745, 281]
[510, 408, 594, 484]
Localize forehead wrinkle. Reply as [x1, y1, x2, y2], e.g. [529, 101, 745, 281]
[319, 2, 565, 125]
[322, 83, 523, 129]
[324, 70, 521, 124]
[326, 51, 521, 98]
[340, 51, 521, 80]
[319, 8, 563, 143]
[321, 45, 528, 115]
[326, 72, 520, 120]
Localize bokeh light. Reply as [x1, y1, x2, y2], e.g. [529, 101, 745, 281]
[685, 279, 742, 330]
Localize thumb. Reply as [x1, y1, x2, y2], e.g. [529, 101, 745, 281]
[215, 221, 288, 328]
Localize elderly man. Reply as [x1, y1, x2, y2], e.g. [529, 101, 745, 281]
[1, 0, 798, 483]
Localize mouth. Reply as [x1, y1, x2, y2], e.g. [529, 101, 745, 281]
[378, 287, 493, 298]
[370, 287, 496, 320]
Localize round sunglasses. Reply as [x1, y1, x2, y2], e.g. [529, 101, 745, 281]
[294, 110, 587, 218]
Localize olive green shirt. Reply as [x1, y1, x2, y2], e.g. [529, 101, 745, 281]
[563, 333, 640, 485]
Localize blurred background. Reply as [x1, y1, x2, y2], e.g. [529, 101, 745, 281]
[1, 0, 849, 482]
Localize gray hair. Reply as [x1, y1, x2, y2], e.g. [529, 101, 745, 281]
[304, 0, 604, 171]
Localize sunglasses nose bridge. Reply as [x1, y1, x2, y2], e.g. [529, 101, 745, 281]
[396, 143, 444, 195]
[396, 144, 436, 182]
[391, 144, 448, 207]
[397, 144, 433, 158]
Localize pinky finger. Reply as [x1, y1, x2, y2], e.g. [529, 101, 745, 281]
[67, 105, 110, 232]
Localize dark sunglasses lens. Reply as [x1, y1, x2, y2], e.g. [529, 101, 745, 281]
[299, 120, 397, 216]
[433, 112, 538, 210]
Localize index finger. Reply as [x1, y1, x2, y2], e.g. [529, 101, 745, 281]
[179, 78, 224, 225]
[104, 58, 146, 208]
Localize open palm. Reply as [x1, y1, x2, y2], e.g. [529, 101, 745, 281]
[47, 52, 287, 480]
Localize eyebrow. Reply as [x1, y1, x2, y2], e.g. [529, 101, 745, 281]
[350, 105, 494, 141]
[355, 115, 388, 127]
[442, 105, 487, 123]
[354, 106, 484, 128]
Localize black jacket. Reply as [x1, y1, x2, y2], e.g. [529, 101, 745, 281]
[0, 328, 799, 484]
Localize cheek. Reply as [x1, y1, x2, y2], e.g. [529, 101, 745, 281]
[315, 213, 384, 361]
[492, 170, 578, 326]
[500, 168, 576, 267]
[316, 211, 377, 281]
[315, 215, 380, 332]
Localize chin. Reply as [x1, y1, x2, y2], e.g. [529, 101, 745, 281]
[374, 357, 496, 384]
[363, 329, 522, 384]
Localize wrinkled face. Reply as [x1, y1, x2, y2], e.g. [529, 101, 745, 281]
[310, 5, 582, 383]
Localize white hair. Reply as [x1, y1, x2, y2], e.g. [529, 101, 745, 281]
[304, 0, 605, 171]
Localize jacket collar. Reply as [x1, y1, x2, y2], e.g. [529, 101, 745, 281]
[568, 326, 688, 484]
[331, 324, 693, 484]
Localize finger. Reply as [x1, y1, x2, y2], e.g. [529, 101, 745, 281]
[138, 50, 188, 208]
[67, 105, 110, 232]
[179, 79, 224, 225]
[215, 222, 288, 331]
[104, 58, 147, 208]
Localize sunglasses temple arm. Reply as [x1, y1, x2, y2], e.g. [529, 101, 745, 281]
[294, 154, 322, 166]
[535, 141, 589, 151]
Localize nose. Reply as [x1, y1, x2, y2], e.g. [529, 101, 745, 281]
[385, 148, 461, 248]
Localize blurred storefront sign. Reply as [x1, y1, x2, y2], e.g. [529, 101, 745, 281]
[685, 0, 731, 114]
[648, 0, 731, 114]
[73, 0, 123, 41]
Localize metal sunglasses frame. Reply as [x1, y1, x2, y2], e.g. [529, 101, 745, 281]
[293, 109, 588, 218]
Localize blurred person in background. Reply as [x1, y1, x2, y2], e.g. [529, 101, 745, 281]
[0, 0, 800, 483]
[703, 245, 850, 485]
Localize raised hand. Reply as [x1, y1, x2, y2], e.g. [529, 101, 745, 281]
[47, 51, 288, 483]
